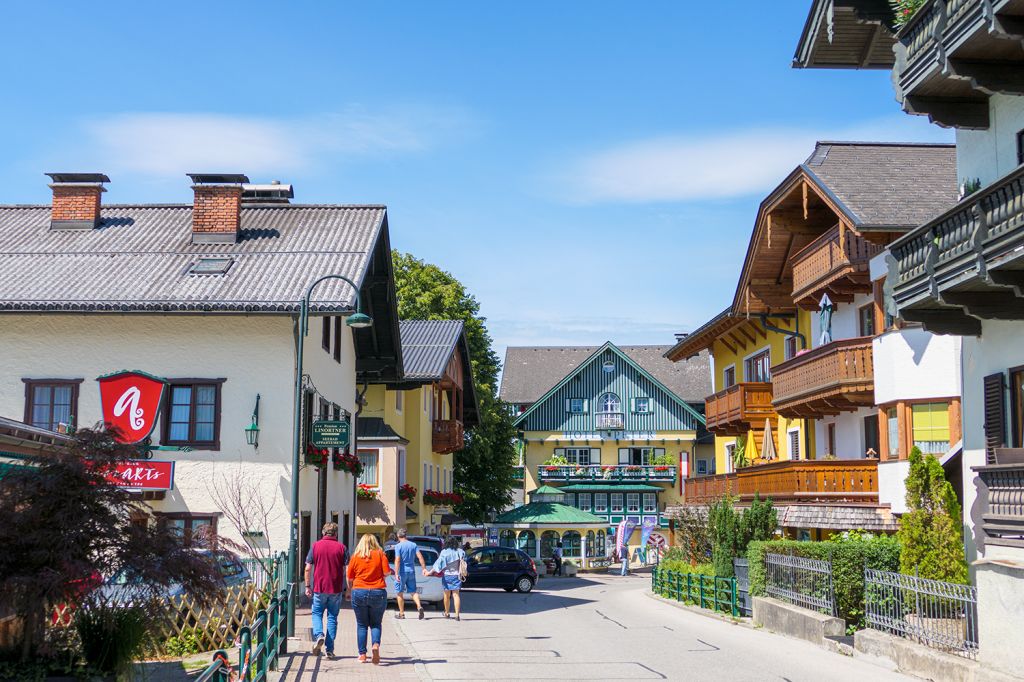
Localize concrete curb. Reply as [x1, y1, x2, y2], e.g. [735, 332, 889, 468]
[644, 589, 753, 628]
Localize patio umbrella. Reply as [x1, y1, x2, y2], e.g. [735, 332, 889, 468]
[818, 293, 834, 346]
[760, 419, 777, 461]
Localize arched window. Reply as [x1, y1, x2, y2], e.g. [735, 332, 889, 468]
[517, 530, 536, 557]
[598, 392, 621, 413]
[540, 530, 559, 558]
[562, 530, 582, 557]
[499, 529, 516, 548]
[596, 530, 606, 556]
[586, 530, 596, 557]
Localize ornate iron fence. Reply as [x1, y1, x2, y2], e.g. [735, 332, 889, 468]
[764, 553, 836, 616]
[733, 558, 751, 617]
[864, 569, 978, 660]
[652, 568, 739, 617]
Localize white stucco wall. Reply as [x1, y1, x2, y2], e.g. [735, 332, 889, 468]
[956, 94, 1024, 186]
[878, 459, 911, 514]
[0, 313, 358, 556]
[813, 406, 876, 459]
[873, 327, 961, 405]
[807, 291, 873, 347]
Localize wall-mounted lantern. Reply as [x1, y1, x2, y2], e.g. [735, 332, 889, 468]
[245, 394, 261, 447]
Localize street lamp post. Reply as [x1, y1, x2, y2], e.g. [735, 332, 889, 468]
[287, 274, 372, 634]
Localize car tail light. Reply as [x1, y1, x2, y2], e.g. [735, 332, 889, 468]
[529, 558, 536, 572]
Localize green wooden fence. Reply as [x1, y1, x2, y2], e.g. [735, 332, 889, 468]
[652, 568, 739, 617]
[198, 584, 292, 682]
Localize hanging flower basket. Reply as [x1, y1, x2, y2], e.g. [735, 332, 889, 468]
[357, 484, 378, 501]
[305, 443, 330, 468]
[398, 483, 417, 502]
[331, 448, 363, 477]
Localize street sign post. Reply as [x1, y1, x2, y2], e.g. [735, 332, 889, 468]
[311, 420, 350, 448]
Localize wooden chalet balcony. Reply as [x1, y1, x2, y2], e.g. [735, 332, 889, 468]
[973, 456, 1024, 550]
[790, 224, 883, 309]
[894, 0, 1024, 128]
[771, 337, 874, 419]
[683, 459, 879, 505]
[891, 164, 1024, 335]
[537, 464, 676, 484]
[432, 419, 464, 454]
[705, 383, 775, 435]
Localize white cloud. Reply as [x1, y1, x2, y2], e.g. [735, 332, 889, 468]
[83, 106, 475, 178]
[553, 116, 953, 204]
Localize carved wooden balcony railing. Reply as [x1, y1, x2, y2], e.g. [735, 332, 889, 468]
[790, 224, 883, 309]
[973, 457, 1024, 551]
[432, 419, 464, 454]
[771, 337, 874, 419]
[683, 459, 879, 505]
[891, 164, 1024, 335]
[705, 383, 776, 436]
[894, 0, 1024, 128]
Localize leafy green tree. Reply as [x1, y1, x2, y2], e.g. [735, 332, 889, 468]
[708, 494, 777, 577]
[392, 251, 518, 523]
[740, 495, 777, 549]
[897, 447, 968, 583]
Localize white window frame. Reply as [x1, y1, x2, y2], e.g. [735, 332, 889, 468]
[578, 493, 592, 511]
[787, 428, 801, 460]
[626, 493, 640, 513]
[743, 345, 772, 383]
[632, 397, 652, 414]
[724, 441, 736, 473]
[398, 448, 406, 486]
[611, 493, 624, 513]
[563, 447, 592, 466]
[696, 459, 708, 475]
[722, 364, 736, 389]
[598, 392, 621, 414]
[784, 336, 799, 361]
[395, 390, 403, 413]
[594, 492, 608, 513]
[567, 398, 587, 414]
[642, 493, 657, 513]
[357, 449, 380, 488]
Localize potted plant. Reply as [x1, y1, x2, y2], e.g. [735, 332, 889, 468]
[357, 484, 378, 501]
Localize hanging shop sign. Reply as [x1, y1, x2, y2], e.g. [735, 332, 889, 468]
[105, 459, 175, 491]
[98, 371, 168, 444]
[311, 420, 350, 448]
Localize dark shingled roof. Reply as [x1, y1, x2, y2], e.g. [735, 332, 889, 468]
[356, 417, 408, 443]
[398, 320, 465, 380]
[802, 142, 958, 230]
[0, 204, 386, 312]
[499, 344, 711, 405]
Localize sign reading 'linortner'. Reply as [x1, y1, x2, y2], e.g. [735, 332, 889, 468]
[311, 420, 350, 448]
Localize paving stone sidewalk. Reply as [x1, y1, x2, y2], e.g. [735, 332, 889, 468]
[276, 604, 422, 681]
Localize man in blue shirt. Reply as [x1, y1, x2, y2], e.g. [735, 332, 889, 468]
[393, 528, 427, 619]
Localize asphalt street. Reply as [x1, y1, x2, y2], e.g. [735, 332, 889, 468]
[392, 571, 915, 682]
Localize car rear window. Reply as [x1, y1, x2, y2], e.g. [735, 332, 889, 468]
[386, 548, 439, 566]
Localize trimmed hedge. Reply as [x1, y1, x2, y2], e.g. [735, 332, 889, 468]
[747, 533, 900, 630]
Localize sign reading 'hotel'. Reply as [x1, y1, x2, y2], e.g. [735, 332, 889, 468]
[311, 420, 350, 448]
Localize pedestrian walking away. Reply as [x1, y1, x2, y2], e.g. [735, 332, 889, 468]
[393, 528, 427, 620]
[346, 533, 392, 665]
[553, 541, 563, 576]
[430, 535, 466, 621]
[304, 522, 347, 659]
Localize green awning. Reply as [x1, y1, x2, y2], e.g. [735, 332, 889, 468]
[0, 460, 31, 480]
[559, 483, 663, 492]
[493, 502, 607, 525]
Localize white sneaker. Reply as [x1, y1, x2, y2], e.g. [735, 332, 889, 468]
[312, 635, 325, 656]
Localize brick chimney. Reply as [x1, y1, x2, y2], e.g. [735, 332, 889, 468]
[45, 173, 109, 230]
[187, 173, 249, 244]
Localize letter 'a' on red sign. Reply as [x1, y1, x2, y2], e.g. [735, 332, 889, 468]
[97, 371, 167, 444]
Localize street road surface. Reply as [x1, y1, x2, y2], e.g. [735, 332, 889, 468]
[393, 571, 913, 681]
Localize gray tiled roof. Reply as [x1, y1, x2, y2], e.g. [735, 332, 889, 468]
[499, 345, 711, 405]
[778, 504, 898, 531]
[398, 320, 465, 380]
[0, 204, 386, 312]
[803, 142, 957, 229]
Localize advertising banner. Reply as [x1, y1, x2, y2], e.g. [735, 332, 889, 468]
[104, 459, 175, 491]
[97, 371, 167, 444]
[615, 518, 636, 557]
[640, 517, 657, 548]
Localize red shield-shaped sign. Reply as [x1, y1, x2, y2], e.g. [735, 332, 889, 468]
[97, 371, 167, 444]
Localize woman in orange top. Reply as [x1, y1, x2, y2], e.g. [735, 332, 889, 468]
[345, 534, 392, 664]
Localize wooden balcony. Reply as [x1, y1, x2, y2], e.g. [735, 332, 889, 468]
[790, 224, 883, 309]
[891, 164, 1024, 336]
[432, 419, 464, 454]
[771, 337, 874, 419]
[705, 383, 776, 435]
[973, 459, 1024, 551]
[894, 0, 1024, 128]
[683, 459, 879, 505]
[537, 464, 676, 484]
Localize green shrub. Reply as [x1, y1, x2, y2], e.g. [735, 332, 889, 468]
[709, 495, 777, 577]
[664, 509, 712, 566]
[898, 447, 968, 584]
[74, 601, 150, 676]
[163, 630, 202, 657]
[747, 532, 900, 630]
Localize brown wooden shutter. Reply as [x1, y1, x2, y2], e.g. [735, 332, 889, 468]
[984, 372, 1007, 464]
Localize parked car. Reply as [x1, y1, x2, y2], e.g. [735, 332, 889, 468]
[98, 549, 252, 602]
[464, 547, 538, 593]
[407, 535, 444, 554]
[384, 547, 444, 606]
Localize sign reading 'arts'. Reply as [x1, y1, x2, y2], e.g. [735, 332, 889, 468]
[97, 371, 168, 444]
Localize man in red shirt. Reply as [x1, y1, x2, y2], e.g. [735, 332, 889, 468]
[304, 522, 347, 657]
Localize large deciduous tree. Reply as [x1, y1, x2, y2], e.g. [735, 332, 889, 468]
[392, 251, 518, 523]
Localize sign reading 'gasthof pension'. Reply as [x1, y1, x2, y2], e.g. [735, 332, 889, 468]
[311, 420, 350, 448]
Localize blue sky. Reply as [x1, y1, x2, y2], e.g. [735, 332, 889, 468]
[0, 3, 951, 359]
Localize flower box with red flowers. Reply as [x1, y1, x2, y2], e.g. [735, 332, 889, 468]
[625, 465, 642, 472]
[398, 483, 417, 502]
[304, 443, 330, 468]
[331, 449, 363, 477]
[544, 465, 560, 472]
[422, 490, 464, 506]
[653, 466, 670, 472]
[357, 484, 378, 501]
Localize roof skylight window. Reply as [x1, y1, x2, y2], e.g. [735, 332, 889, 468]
[189, 257, 234, 275]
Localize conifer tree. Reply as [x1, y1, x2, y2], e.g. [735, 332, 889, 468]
[897, 447, 968, 583]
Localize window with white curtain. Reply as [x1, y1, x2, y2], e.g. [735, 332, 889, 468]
[358, 450, 378, 487]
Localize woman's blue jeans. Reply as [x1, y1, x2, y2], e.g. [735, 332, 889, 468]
[351, 588, 387, 655]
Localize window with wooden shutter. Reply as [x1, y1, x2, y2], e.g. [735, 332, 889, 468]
[590, 448, 601, 465]
[984, 372, 1007, 464]
[618, 448, 629, 464]
[787, 430, 800, 460]
[911, 402, 950, 454]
